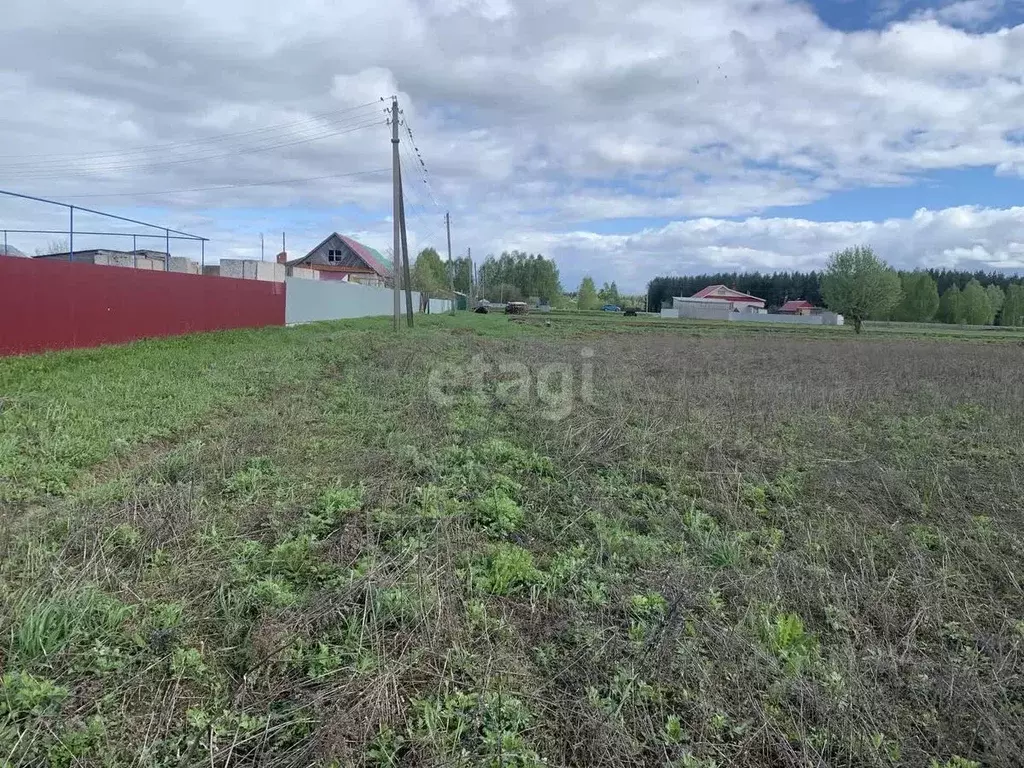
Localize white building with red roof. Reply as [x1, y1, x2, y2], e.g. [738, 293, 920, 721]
[675, 285, 767, 313]
[779, 299, 816, 315]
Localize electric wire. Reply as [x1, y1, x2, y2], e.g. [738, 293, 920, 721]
[0, 100, 383, 165]
[3, 119, 387, 180]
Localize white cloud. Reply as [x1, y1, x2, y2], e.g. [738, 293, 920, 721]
[918, 0, 1008, 28]
[1, 0, 1023, 292]
[522, 205, 1024, 290]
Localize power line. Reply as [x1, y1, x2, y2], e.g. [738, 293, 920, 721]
[4, 119, 387, 180]
[402, 115, 446, 212]
[55, 168, 391, 200]
[0, 100, 383, 163]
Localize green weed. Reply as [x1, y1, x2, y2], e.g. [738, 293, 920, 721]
[470, 544, 542, 596]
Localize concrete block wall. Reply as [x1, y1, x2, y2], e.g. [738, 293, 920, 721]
[256, 262, 286, 282]
[169, 257, 200, 275]
[110, 254, 137, 268]
[729, 313, 824, 325]
[288, 266, 318, 280]
[679, 304, 732, 321]
[219, 259, 286, 282]
[219, 259, 247, 279]
[428, 298, 453, 313]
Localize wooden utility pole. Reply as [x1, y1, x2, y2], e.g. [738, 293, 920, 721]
[446, 212, 456, 314]
[390, 96, 402, 331]
[260, 233, 265, 261]
[397, 158, 414, 327]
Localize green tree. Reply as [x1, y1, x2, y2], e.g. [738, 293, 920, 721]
[478, 251, 562, 303]
[452, 256, 473, 294]
[939, 284, 963, 324]
[412, 248, 447, 294]
[1000, 284, 1024, 326]
[598, 282, 621, 305]
[820, 246, 902, 333]
[960, 279, 993, 325]
[893, 272, 939, 322]
[577, 277, 600, 310]
[986, 284, 1005, 322]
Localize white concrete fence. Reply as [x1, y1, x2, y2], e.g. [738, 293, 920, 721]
[284, 278, 453, 324]
[661, 306, 844, 326]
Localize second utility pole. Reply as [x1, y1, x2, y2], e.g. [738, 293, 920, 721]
[398, 159, 414, 327]
[391, 96, 402, 331]
[446, 211, 455, 314]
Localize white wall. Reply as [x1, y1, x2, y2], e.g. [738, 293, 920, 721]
[285, 278, 423, 324]
[728, 313, 845, 326]
[256, 262, 286, 282]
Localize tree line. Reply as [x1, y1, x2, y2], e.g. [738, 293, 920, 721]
[411, 248, 563, 304]
[648, 265, 1024, 328]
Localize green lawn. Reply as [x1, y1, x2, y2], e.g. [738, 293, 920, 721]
[1, 314, 1022, 767]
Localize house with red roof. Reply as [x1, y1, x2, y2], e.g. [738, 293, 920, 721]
[681, 285, 766, 311]
[279, 233, 393, 287]
[779, 299, 816, 315]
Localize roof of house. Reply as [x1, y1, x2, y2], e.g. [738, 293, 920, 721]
[779, 300, 815, 312]
[287, 232, 393, 278]
[0, 244, 27, 258]
[691, 285, 766, 303]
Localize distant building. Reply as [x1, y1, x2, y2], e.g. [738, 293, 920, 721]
[676, 285, 767, 313]
[0, 244, 27, 258]
[280, 233, 393, 286]
[779, 300, 816, 315]
[34, 249, 168, 264]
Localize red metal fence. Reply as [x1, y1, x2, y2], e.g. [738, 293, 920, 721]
[0, 256, 286, 356]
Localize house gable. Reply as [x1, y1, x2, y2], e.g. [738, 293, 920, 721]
[691, 285, 765, 304]
[287, 232, 393, 278]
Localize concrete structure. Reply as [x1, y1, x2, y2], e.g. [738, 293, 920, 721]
[282, 233, 393, 286]
[288, 266, 318, 280]
[36, 249, 170, 269]
[169, 257, 201, 275]
[285, 277, 416, 324]
[728, 311, 844, 326]
[284, 278, 452, 325]
[673, 302, 732, 321]
[219, 259, 285, 281]
[256, 262, 286, 282]
[661, 305, 844, 326]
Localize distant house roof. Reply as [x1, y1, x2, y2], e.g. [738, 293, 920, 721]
[287, 232, 393, 278]
[691, 285, 766, 304]
[0, 244, 27, 258]
[779, 300, 815, 313]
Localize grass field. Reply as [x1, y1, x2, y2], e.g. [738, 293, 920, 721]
[2, 314, 1022, 767]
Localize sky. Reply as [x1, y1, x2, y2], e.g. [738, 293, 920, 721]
[1, 0, 1023, 293]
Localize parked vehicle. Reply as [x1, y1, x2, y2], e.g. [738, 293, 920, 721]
[602, 304, 621, 312]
